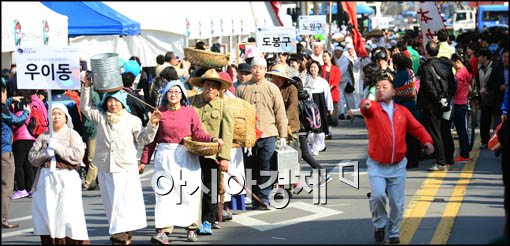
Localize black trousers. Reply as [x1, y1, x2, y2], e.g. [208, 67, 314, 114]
[440, 117, 455, 165]
[13, 140, 36, 191]
[480, 105, 502, 145]
[405, 133, 421, 168]
[298, 134, 323, 170]
[420, 108, 448, 165]
[199, 157, 220, 224]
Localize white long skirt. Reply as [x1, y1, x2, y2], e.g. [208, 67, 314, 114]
[223, 148, 247, 202]
[32, 168, 89, 240]
[98, 167, 147, 235]
[153, 143, 201, 228]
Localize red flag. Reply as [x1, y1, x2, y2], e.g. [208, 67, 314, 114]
[341, 2, 368, 57]
[270, 1, 284, 26]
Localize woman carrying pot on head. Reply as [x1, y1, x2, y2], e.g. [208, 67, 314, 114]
[80, 76, 161, 245]
[138, 80, 223, 244]
[188, 69, 234, 234]
[28, 103, 88, 245]
[304, 60, 334, 156]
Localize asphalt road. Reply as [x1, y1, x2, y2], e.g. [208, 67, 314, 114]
[1, 119, 506, 244]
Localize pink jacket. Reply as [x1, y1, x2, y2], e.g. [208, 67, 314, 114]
[13, 95, 48, 142]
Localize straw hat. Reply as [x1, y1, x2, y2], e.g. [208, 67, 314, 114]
[189, 69, 232, 90]
[266, 64, 293, 82]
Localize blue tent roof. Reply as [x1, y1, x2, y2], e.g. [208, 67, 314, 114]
[310, 3, 375, 15]
[357, 4, 375, 15]
[41, 1, 140, 37]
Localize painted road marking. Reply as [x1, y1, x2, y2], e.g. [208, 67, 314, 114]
[232, 201, 343, 231]
[8, 215, 32, 222]
[430, 141, 481, 244]
[1, 228, 33, 238]
[399, 164, 448, 244]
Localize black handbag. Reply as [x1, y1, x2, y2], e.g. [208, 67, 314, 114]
[344, 82, 355, 93]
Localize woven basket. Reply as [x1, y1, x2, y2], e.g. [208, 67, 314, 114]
[184, 47, 230, 68]
[183, 137, 221, 156]
[225, 98, 257, 148]
[365, 30, 384, 39]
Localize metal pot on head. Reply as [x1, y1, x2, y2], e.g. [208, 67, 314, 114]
[90, 53, 123, 93]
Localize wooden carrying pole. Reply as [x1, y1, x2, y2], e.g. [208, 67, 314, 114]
[327, 1, 333, 51]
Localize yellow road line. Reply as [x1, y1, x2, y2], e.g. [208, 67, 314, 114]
[430, 140, 481, 244]
[399, 168, 448, 244]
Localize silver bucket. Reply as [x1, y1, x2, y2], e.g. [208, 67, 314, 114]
[90, 53, 123, 93]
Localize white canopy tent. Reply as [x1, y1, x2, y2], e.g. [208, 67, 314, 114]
[70, 1, 284, 67]
[1, 2, 68, 69]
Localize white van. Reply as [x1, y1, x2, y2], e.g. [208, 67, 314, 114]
[453, 10, 476, 32]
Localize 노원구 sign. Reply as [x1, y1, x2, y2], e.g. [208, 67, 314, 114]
[298, 15, 326, 35]
[416, 2, 446, 48]
[16, 47, 80, 90]
[256, 27, 297, 53]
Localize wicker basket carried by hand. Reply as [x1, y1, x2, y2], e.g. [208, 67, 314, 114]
[225, 98, 257, 148]
[183, 137, 221, 156]
[184, 48, 230, 68]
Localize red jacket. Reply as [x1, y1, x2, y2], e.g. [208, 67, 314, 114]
[360, 99, 433, 164]
[321, 65, 341, 103]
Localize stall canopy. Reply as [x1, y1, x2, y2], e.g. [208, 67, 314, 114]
[41, 1, 140, 37]
[356, 4, 375, 15]
[314, 3, 375, 15]
[70, 2, 283, 67]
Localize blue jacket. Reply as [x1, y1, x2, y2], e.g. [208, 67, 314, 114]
[502, 67, 509, 116]
[2, 97, 29, 153]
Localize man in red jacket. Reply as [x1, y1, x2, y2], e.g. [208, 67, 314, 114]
[361, 79, 434, 244]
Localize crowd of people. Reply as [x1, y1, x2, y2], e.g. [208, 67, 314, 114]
[1, 24, 509, 245]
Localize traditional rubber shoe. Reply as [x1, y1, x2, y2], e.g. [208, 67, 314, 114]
[187, 230, 198, 242]
[387, 237, 400, 244]
[150, 232, 169, 245]
[2, 222, 19, 229]
[454, 155, 471, 163]
[374, 228, 385, 242]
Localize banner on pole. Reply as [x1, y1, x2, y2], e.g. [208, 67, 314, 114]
[416, 2, 446, 49]
[256, 27, 297, 53]
[298, 15, 326, 35]
[16, 47, 80, 90]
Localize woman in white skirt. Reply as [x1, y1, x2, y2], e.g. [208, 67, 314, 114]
[80, 76, 161, 245]
[139, 80, 222, 244]
[304, 60, 334, 156]
[28, 103, 88, 245]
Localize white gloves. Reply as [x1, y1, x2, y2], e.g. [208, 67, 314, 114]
[48, 138, 59, 150]
[276, 138, 287, 150]
[46, 147, 55, 158]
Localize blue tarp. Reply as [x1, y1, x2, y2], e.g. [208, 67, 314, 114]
[41, 1, 140, 37]
[356, 4, 374, 15]
[310, 3, 375, 15]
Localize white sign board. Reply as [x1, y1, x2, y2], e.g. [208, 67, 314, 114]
[256, 27, 297, 53]
[1, 2, 68, 53]
[16, 47, 80, 90]
[298, 15, 326, 35]
[416, 2, 446, 49]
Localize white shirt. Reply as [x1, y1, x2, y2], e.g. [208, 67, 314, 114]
[304, 75, 334, 111]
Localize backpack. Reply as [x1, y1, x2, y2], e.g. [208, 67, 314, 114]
[298, 99, 321, 132]
[26, 104, 48, 138]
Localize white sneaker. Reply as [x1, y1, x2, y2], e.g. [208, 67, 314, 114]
[245, 197, 252, 205]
